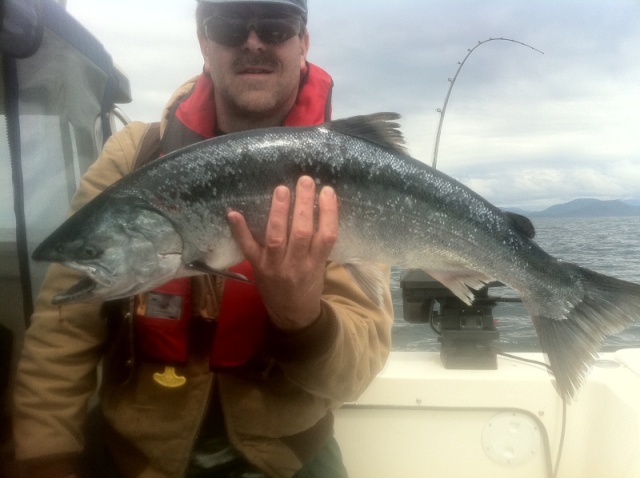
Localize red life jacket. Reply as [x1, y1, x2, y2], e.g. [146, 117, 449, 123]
[135, 64, 333, 369]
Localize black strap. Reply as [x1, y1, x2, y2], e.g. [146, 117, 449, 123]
[3, 54, 34, 327]
[132, 122, 162, 171]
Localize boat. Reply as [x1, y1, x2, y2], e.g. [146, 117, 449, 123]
[335, 348, 640, 478]
[334, 270, 640, 478]
[2, 1, 639, 477]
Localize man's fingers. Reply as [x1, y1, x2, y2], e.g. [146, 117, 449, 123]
[287, 176, 316, 258]
[229, 177, 337, 272]
[264, 185, 291, 251]
[227, 210, 261, 262]
[314, 185, 339, 257]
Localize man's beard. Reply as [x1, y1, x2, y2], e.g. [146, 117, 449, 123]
[221, 51, 298, 121]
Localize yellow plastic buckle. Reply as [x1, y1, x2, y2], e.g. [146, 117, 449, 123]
[152, 366, 187, 388]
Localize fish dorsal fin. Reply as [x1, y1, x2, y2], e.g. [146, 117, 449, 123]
[504, 211, 536, 239]
[324, 113, 408, 155]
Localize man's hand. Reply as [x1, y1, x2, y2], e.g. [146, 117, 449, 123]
[227, 176, 338, 331]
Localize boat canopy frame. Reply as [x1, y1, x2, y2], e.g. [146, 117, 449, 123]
[1, 0, 131, 325]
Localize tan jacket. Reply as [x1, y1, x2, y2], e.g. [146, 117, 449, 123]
[12, 78, 394, 478]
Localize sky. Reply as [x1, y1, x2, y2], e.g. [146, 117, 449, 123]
[64, 0, 640, 210]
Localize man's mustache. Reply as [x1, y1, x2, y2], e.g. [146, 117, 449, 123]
[232, 52, 280, 71]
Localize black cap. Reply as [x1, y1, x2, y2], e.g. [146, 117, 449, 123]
[197, 0, 307, 18]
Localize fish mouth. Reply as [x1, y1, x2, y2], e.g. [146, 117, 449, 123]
[64, 261, 116, 285]
[52, 277, 97, 305]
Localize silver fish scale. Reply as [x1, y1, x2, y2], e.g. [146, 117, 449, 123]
[109, 124, 548, 282]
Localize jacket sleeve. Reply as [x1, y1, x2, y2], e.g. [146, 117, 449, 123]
[12, 122, 149, 475]
[269, 262, 394, 403]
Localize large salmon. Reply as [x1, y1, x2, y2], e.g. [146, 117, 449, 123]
[32, 112, 640, 397]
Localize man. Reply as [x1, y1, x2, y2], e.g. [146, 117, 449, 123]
[12, 1, 393, 477]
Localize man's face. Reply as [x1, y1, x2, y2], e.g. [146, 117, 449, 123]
[199, 4, 309, 125]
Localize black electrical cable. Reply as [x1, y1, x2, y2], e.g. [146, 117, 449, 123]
[427, 299, 441, 336]
[497, 351, 553, 372]
[498, 351, 567, 478]
[427, 298, 567, 478]
[553, 394, 567, 478]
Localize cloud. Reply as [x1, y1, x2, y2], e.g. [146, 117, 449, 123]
[64, 0, 640, 211]
[458, 158, 640, 210]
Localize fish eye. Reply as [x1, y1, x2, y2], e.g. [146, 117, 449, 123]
[79, 245, 101, 259]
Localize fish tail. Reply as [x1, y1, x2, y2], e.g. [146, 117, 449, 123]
[526, 263, 640, 399]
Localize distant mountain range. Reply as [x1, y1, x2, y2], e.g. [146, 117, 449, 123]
[505, 198, 640, 218]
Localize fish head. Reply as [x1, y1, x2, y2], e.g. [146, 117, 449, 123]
[32, 199, 184, 304]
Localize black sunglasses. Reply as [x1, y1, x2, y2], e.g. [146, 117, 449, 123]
[203, 13, 303, 47]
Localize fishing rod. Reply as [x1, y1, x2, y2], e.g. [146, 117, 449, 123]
[432, 37, 544, 169]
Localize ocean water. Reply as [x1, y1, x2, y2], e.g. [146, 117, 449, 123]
[391, 216, 640, 351]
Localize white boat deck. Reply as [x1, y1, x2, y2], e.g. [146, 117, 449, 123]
[335, 349, 640, 478]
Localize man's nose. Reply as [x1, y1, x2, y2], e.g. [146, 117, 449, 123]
[243, 25, 265, 50]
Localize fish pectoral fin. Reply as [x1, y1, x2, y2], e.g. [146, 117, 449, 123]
[427, 270, 492, 305]
[185, 260, 252, 283]
[343, 260, 387, 308]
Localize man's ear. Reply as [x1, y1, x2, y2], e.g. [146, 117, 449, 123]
[198, 34, 213, 74]
[299, 31, 310, 69]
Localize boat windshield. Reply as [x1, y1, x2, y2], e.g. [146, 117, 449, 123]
[1, 0, 130, 328]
